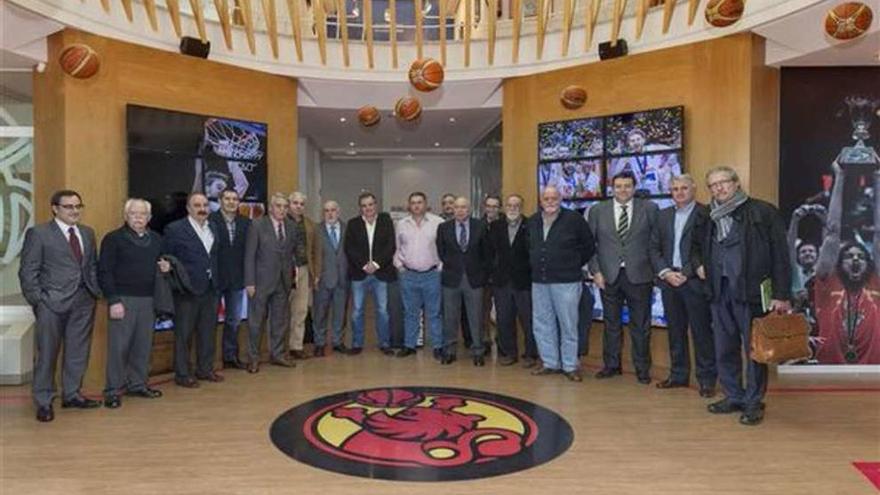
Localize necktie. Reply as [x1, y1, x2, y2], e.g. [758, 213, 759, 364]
[68, 227, 83, 263]
[617, 205, 629, 239]
[458, 222, 468, 250]
[277, 221, 285, 242]
[331, 225, 338, 249]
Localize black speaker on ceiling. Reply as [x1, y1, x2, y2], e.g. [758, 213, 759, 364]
[179, 36, 210, 59]
[598, 39, 628, 60]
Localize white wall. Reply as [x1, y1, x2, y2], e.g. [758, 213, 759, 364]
[297, 136, 323, 219]
[320, 158, 384, 221]
[381, 155, 471, 215]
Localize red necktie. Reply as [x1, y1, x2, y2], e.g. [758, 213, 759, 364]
[68, 227, 83, 263]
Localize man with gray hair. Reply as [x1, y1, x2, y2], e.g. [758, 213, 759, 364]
[99, 198, 171, 408]
[649, 175, 716, 397]
[700, 166, 791, 426]
[287, 191, 319, 360]
[312, 200, 350, 356]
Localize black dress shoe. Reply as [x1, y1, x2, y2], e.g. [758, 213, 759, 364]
[531, 367, 561, 376]
[347, 347, 363, 355]
[380, 347, 396, 356]
[104, 395, 122, 409]
[707, 398, 744, 414]
[564, 370, 584, 382]
[314, 346, 326, 357]
[126, 387, 163, 399]
[498, 356, 517, 366]
[594, 368, 622, 379]
[637, 375, 652, 385]
[195, 371, 225, 382]
[441, 354, 457, 365]
[473, 356, 485, 367]
[332, 344, 349, 354]
[656, 379, 689, 389]
[36, 406, 54, 423]
[270, 358, 296, 368]
[175, 377, 200, 388]
[396, 348, 417, 358]
[432, 348, 444, 361]
[739, 407, 765, 426]
[223, 359, 246, 370]
[61, 396, 102, 409]
[699, 386, 716, 398]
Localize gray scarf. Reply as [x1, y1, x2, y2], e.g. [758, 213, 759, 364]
[710, 189, 748, 241]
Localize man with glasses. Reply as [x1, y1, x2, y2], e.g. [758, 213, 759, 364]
[20, 190, 102, 422]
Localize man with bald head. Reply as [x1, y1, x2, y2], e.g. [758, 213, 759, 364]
[436, 196, 493, 366]
[312, 200, 350, 356]
[528, 186, 595, 381]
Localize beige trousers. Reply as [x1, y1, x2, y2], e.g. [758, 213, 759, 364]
[287, 267, 311, 350]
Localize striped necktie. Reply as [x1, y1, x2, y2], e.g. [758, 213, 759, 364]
[617, 204, 629, 239]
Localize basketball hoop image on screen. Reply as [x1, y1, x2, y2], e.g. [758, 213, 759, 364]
[204, 118, 264, 168]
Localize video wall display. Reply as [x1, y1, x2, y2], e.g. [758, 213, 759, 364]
[538, 105, 684, 211]
[126, 104, 268, 232]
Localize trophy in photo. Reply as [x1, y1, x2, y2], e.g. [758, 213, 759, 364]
[837, 95, 880, 170]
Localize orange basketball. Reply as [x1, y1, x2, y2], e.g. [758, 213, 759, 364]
[395, 97, 422, 122]
[704, 0, 744, 27]
[825, 2, 873, 40]
[408, 58, 445, 92]
[560, 85, 587, 110]
[59, 44, 100, 79]
[357, 105, 381, 127]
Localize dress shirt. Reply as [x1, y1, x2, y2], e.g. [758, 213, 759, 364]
[364, 215, 379, 267]
[188, 216, 214, 254]
[541, 211, 559, 241]
[507, 216, 522, 246]
[325, 222, 341, 248]
[672, 201, 696, 269]
[55, 218, 83, 249]
[455, 219, 471, 249]
[394, 213, 443, 271]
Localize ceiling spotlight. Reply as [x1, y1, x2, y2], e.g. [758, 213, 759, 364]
[406, 154, 414, 159]
[434, 142, 440, 147]
[448, 117, 456, 123]
[346, 150, 357, 155]
[35, 62, 47, 73]
[339, 117, 347, 123]
[349, 141, 355, 147]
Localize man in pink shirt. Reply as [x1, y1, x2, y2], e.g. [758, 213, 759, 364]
[394, 192, 445, 358]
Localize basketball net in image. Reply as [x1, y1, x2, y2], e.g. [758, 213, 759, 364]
[204, 118, 263, 170]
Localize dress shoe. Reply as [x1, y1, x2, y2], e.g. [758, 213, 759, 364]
[332, 344, 349, 354]
[396, 347, 417, 358]
[521, 357, 538, 369]
[196, 372, 225, 382]
[532, 367, 561, 376]
[290, 350, 310, 360]
[126, 387, 163, 399]
[271, 358, 296, 368]
[473, 356, 485, 367]
[247, 361, 260, 374]
[594, 368, 623, 379]
[432, 348, 444, 361]
[104, 395, 122, 409]
[36, 406, 54, 423]
[637, 375, 652, 385]
[441, 354, 457, 365]
[564, 370, 584, 382]
[739, 407, 765, 426]
[347, 347, 363, 355]
[707, 398, 744, 414]
[175, 377, 200, 388]
[313, 346, 326, 357]
[61, 396, 102, 409]
[656, 379, 689, 390]
[380, 347, 395, 356]
[223, 359, 246, 370]
[498, 356, 518, 366]
[699, 386, 716, 398]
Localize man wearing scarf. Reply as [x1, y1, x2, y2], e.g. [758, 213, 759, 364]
[698, 166, 791, 426]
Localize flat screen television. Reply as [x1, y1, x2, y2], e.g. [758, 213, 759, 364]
[126, 104, 268, 233]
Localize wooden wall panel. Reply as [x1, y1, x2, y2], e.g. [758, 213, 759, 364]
[502, 33, 779, 214]
[34, 29, 298, 390]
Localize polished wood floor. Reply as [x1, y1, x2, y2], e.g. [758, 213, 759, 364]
[2, 344, 879, 495]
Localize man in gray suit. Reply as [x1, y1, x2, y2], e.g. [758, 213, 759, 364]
[244, 192, 298, 372]
[312, 200, 349, 357]
[589, 171, 659, 384]
[19, 190, 102, 422]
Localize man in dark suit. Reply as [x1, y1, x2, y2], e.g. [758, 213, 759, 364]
[489, 194, 536, 367]
[437, 196, 492, 366]
[589, 171, 659, 384]
[649, 174, 717, 397]
[162, 193, 223, 387]
[700, 166, 791, 426]
[312, 200, 349, 357]
[209, 188, 251, 370]
[19, 190, 102, 422]
[244, 192, 298, 372]
[343, 192, 397, 354]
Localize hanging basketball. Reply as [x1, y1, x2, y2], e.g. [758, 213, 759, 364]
[357, 105, 381, 127]
[704, 0, 745, 27]
[560, 86, 587, 110]
[408, 58, 445, 92]
[824, 2, 873, 40]
[395, 97, 422, 122]
[59, 44, 101, 79]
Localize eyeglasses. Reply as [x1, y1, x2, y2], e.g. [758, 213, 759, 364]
[57, 204, 85, 211]
[707, 179, 734, 190]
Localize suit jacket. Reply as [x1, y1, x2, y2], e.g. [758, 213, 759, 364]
[527, 209, 595, 284]
[244, 216, 298, 297]
[488, 216, 531, 290]
[344, 213, 397, 282]
[289, 215, 322, 285]
[18, 220, 100, 312]
[436, 217, 492, 288]
[209, 211, 251, 291]
[315, 221, 348, 290]
[649, 203, 710, 294]
[162, 217, 220, 296]
[588, 198, 658, 285]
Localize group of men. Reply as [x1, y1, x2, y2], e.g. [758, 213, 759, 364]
[19, 164, 790, 427]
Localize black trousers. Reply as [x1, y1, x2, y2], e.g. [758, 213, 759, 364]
[173, 291, 219, 379]
[494, 285, 536, 359]
[600, 268, 653, 377]
[660, 280, 717, 386]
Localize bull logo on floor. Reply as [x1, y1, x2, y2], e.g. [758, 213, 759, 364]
[270, 387, 574, 481]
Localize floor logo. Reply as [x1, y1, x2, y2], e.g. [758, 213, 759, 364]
[270, 386, 574, 481]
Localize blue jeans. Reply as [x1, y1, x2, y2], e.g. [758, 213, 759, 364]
[532, 282, 582, 373]
[400, 270, 443, 350]
[221, 288, 245, 361]
[351, 275, 390, 349]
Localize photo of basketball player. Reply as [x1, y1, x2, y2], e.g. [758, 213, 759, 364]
[605, 107, 683, 156]
[606, 152, 682, 195]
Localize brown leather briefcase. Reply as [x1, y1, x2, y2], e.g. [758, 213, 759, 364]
[750, 313, 811, 364]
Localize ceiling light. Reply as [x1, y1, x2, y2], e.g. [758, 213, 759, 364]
[448, 117, 456, 123]
[346, 150, 357, 155]
[349, 141, 355, 146]
[434, 142, 440, 147]
[406, 154, 414, 159]
[339, 117, 347, 123]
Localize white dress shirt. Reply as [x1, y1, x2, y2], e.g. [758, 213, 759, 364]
[55, 218, 83, 252]
[188, 216, 214, 254]
[364, 216, 378, 267]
